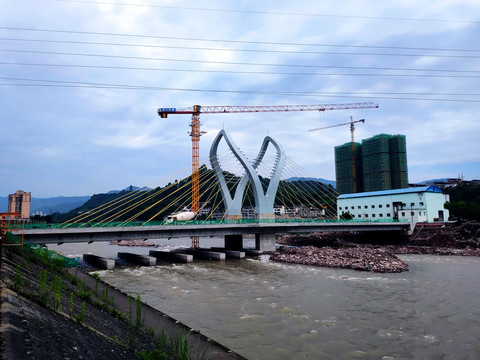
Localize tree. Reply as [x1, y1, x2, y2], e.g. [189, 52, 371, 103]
[443, 184, 480, 221]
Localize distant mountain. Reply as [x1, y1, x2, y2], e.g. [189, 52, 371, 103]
[31, 196, 91, 215]
[0, 197, 7, 212]
[284, 177, 336, 188]
[0, 186, 146, 215]
[0, 195, 90, 215]
[415, 178, 449, 185]
[107, 185, 144, 194]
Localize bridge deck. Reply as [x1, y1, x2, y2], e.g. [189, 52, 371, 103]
[16, 221, 410, 244]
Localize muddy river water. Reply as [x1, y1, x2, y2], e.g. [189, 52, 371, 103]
[50, 239, 480, 359]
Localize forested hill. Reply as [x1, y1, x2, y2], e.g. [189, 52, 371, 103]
[47, 168, 337, 223]
[443, 184, 480, 221]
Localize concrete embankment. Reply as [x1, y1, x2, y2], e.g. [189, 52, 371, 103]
[68, 267, 246, 359]
[0, 246, 246, 360]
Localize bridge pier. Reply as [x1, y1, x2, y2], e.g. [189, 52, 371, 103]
[255, 233, 276, 252]
[224, 234, 243, 250]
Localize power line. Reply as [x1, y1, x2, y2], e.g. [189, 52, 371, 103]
[1, 27, 479, 53]
[55, 0, 480, 24]
[2, 61, 479, 79]
[1, 77, 479, 102]
[2, 49, 480, 71]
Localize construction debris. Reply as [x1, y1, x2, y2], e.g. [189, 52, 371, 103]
[273, 226, 479, 273]
[270, 245, 409, 273]
[109, 240, 159, 247]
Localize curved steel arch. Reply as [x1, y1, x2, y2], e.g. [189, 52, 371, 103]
[209, 130, 285, 219]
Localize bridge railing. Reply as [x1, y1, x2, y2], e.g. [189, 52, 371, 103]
[22, 218, 408, 229]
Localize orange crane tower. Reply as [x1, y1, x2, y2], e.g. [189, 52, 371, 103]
[158, 102, 379, 248]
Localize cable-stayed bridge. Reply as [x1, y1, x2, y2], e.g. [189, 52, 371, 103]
[10, 130, 410, 251]
[19, 221, 409, 250]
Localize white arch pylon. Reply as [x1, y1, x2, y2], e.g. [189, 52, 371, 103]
[209, 130, 286, 220]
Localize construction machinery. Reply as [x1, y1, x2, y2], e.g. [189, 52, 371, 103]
[309, 116, 366, 193]
[158, 102, 379, 247]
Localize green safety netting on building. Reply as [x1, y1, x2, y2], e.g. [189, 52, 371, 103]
[3, 231, 79, 267]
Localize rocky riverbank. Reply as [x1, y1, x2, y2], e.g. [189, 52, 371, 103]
[272, 226, 479, 272]
[270, 245, 409, 273]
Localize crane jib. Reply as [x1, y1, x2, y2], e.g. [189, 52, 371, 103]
[158, 103, 379, 117]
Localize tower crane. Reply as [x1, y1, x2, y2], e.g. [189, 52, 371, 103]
[158, 102, 378, 247]
[309, 116, 366, 193]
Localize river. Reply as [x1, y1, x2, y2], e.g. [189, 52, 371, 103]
[49, 239, 480, 359]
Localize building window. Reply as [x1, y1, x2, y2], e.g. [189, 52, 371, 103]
[379, 213, 383, 217]
[372, 214, 376, 217]
[358, 214, 362, 218]
[372, 205, 375, 208]
[386, 204, 390, 208]
[401, 212, 405, 217]
[351, 206, 354, 210]
[339, 207, 342, 210]
[379, 204, 383, 208]
[365, 214, 369, 218]
[411, 202, 415, 207]
[365, 205, 368, 209]
[411, 211, 415, 216]
[387, 213, 391, 217]
[419, 202, 424, 206]
[358, 206, 361, 209]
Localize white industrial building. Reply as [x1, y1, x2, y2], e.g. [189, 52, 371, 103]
[337, 186, 449, 225]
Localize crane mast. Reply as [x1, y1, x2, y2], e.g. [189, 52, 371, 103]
[158, 102, 379, 248]
[309, 116, 366, 193]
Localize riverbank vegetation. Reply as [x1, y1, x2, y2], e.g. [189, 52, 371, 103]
[444, 184, 480, 221]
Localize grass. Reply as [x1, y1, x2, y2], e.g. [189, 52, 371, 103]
[2, 244, 210, 360]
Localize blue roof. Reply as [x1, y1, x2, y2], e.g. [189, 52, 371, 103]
[337, 186, 443, 199]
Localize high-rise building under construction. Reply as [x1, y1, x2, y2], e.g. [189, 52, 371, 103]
[335, 134, 408, 194]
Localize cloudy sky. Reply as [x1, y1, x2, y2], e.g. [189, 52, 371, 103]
[1, 0, 479, 197]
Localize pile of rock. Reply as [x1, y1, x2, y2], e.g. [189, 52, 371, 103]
[409, 226, 477, 248]
[277, 232, 355, 247]
[384, 245, 479, 256]
[270, 245, 409, 273]
[109, 239, 159, 247]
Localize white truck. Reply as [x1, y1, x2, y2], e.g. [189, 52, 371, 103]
[166, 211, 196, 222]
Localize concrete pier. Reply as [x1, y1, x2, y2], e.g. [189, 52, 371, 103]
[176, 249, 226, 261]
[255, 233, 276, 252]
[83, 254, 115, 270]
[149, 250, 193, 263]
[210, 248, 245, 259]
[118, 252, 156, 266]
[243, 249, 263, 257]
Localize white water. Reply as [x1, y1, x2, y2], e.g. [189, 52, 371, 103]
[50, 240, 480, 359]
